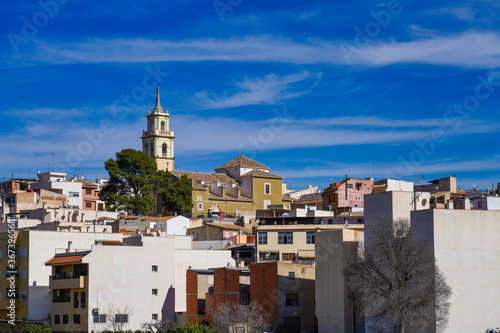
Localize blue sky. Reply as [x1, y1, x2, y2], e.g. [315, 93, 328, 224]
[1, 0, 500, 191]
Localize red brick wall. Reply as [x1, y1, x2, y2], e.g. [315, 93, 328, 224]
[250, 262, 278, 324]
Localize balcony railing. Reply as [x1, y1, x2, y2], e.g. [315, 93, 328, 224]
[142, 130, 174, 136]
[49, 276, 87, 289]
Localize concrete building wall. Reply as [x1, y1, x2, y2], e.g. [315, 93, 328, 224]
[315, 229, 364, 333]
[411, 209, 500, 333]
[0, 230, 124, 321]
[155, 216, 192, 235]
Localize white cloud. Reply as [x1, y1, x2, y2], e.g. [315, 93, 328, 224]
[276, 157, 500, 180]
[190, 72, 320, 109]
[9, 31, 500, 69]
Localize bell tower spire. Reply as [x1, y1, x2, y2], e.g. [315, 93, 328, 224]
[140, 84, 175, 171]
[156, 83, 161, 107]
[153, 83, 164, 114]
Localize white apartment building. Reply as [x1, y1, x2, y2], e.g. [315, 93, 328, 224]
[30, 172, 83, 209]
[46, 234, 234, 332]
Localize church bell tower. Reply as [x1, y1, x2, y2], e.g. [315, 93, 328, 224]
[141, 84, 175, 171]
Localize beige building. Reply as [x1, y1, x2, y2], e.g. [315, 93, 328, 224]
[315, 229, 364, 333]
[256, 217, 363, 264]
[412, 209, 500, 333]
[171, 155, 289, 217]
[141, 84, 175, 172]
[45, 235, 234, 332]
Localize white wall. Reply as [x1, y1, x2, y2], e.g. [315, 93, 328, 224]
[412, 209, 500, 333]
[155, 216, 192, 235]
[27, 231, 124, 320]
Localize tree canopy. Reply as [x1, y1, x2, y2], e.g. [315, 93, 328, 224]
[100, 149, 192, 216]
[343, 217, 451, 333]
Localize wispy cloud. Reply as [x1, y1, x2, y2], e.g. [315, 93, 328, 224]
[8, 31, 500, 69]
[190, 72, 321, 109]
[277, 156, 500, 179]
[426, 6, 475, 21]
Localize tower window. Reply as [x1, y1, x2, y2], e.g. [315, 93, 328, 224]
[162, 144, 167, 154]
[161, 121, 165, 131]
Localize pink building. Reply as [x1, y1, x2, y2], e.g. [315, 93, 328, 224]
[322, 177, 373, 216]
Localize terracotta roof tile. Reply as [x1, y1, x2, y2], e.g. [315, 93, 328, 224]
[239, 169, 282, 179]
[215, 155, 269, 170]
[171, 171, 239, 190]
[45, 252, 90, 265]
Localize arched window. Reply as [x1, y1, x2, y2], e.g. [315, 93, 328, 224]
[150, 144, 154, 156]
[162, 143, 167, 154]
[149, 120, 154, 131]
[161, 121, 165, 131]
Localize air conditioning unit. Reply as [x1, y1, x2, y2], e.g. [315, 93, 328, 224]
[92, 308, 99, 316]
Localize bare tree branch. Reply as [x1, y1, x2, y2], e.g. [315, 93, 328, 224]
[343, 217, 451, 333]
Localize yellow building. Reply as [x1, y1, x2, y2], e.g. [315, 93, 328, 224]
[0, 231, 29, 321]
[171, 156, 289, 217]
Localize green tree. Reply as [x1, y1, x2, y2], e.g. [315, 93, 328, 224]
[158, 173, 193, 215]
[100, 149, 158, 215]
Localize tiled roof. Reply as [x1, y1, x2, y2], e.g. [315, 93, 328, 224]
[215, 155, 269, 170]
[171, 171, 239, 190]
[45, 251, 90, 265]
[74, 178, 99, 188]
[239, 169, 282, 179]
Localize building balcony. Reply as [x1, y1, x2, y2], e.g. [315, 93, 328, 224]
[49, 276, 87, 290]
[142, 130, 174, 137]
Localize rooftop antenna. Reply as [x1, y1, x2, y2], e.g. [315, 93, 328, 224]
[51, 152, 54, 172]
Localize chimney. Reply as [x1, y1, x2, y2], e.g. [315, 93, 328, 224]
[66, 241, 73, 253]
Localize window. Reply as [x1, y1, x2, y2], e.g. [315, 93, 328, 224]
[196, 196, 202, 201]
[152, 314, 158, 321]
[356, 183, 362, 190]
[197, 203, 203, 211]
[54, 315, 60, 324]
[86, 202, 92, 208]
[286, 293, 299, 306]
[21, 247, 27, 257]
[115, 314, 128, 323]
[152, 289, 158, 295]
[258, 232, 267, 245]
[152, 265, 158, 272]
[282, 253, 295, 261]
[21, 291, 27, 300]
[478, 201, 483, 208]
[74, 292, 79, 308]
[192, 232, 198, 240]
[74, 314, 80, 324]
[85, 189, 92, 195]
[225, 231, 230, 238]
[264, 183, 271, 194]
[306, 231, 315, 244]
[357, 218, 363, 224]
[21, 269, 27, 279]
[69, 192, 79, 197]
[80, 292, 86, 308]
[0, 249, 2, 258]
[162, 144, 167, 154]
[93, 314, 106, 323]
[278, 232, 293, 244]
[63, 315, 69, 324]
[437, 195, 445, 204]
[288, 272, 295, 280]
[161, 121, 165, 131]
[347, 184, 353, 189]
[259, 252, 279, 261]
